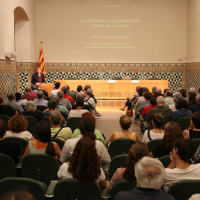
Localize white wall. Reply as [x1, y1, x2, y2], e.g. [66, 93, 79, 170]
[186, 0, 200, 62]
[0, 0, 37, 62]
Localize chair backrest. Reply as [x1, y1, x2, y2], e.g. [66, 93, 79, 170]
[108, 139, 136, 159]
[53, 178, 101, 200]
[51, 138, 65, 150]
[109, 154, 128, 180]
[24, 116, 37, 136]
[0, 153, 16, 180]
[159, 155, 171, 168]
[168, 180, 200, 200]
[109, 180, 137, 200]
[0, 177, 47, 200]
[191, 138, 200, 152]
[0, 115, 10, 131]
[41, 116, 51, 126]
[4, 137, 28, 154]
[147, 139, 162, 152]
[35, 110, 44, 119]
[36, 105, 47, 112]
[66, 117, 81, 133]
[176, 117, 191, 132]
[21, 154, 59, 186]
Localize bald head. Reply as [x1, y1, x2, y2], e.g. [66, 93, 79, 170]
[25, 86, 31, 93]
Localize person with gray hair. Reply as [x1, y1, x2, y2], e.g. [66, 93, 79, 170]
[169, 92, 182, 112]
[57, 90, 72, 110]
[154, 88, 164, 98]
[50, 110, 72, 142]
[152, 86, 157, 95]
[189, 87, 197, 94]
[4, 92, 24, 114]
[147, 96, 174, 123]
[72, 92, 90, 112]
[34, 91, 48, 107]
[61, 86, 74, 105]
[115, 157, 174, 200]
[22, 101, 41, 122]
[85, 88, 96, 110]
[190, 94, 200, 113]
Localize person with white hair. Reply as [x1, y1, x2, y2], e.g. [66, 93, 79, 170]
[154, 88, 164, 98]
[169, 92, 182, 112]
[115, 157, 175, 200]
[190, 94, 200, 113]
[57, 90, 72, 110]
[147, 96, 174, 123]
[189, 87, 197, 94]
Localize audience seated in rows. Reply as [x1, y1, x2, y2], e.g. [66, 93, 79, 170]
[106, 115, 141, 146]
[190, 94, 200, 113]
[33, 91, 48, 107]
[60, 117, 111, 164]
[0, 119, 22, 164]
[169, 92, 182, 112]
[4, 92, 24, 114]
[179, 88, 187, 100]
[0, 190, 36, 200]
[149, 121, 183, 158]
[57, 90, 72, 110]
[37, 83, 48, 97]
[173, 98, 192, 121]
[154, 88, 164, 98]
[72, 92, 90, 112]
[15, 92, 28, 105]
[58, 136, 107, 188]
[61, 85, 74, 105]
[23, 101, 41, 122]
[188, 92, 197, 106]
[0, 95, 17, 117]
[50, 110, 72, 142]
[72, 113, 106, 145]
[147, 96, 174, 123]
[115, 157, 175, 200]
[31, 84, 38, 96]
[164, 90, 174, 107]
[5, 115, 35, 141]
[51, 81, 60, 96]
[142, 113, 164, 143]
[108, 142, 149, 192]
[183, 112, 200, 139]
[164, 138, 199, 188]
[22, 121, 61, 160]
[22, 86, 37, 101]
[138, 91, 152, 112]
[68, 98, 89, 119]
[142, 97, 157, 117]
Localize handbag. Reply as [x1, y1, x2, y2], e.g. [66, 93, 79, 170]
[126, 107, 133, 117]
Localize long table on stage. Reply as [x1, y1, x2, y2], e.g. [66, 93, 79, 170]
[43, 80, 168, 109]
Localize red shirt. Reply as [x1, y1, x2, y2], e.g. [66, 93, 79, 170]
[142, 105, 157, 116]
[22, 93, 38, 101]
[64, 94, 74, 105]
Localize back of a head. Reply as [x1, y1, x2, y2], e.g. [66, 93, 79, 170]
[84, 85, 91, 91]
[138, 87, 144, 96]
[124, 142, 149, 181]
[76, 98, 84, 107]
[76, 92, 86, 101]
[143, 91, 152, 100]
[156, 88, 162, 94]
[61, 86, 67, 94]
[191, 112, 200, 129]
[188, 92, 197, 105]
[37, 83, 42, 89]
[25, 86, 31, 93]
[150, 97, 156, 106]
[77, 85, 83, 92]
[142, 87, 149, 95]
[166, 90, 173, 97]
[179, 89, 187, 97]
[25, 101, 36, 112]
[65, 85, 70, 91]
[156, 96, 164, 104]
[164, 89, 169, 94]
[135, 156, 165, 190]
[37, 91, 44, 99]
[82, 112, 96, 121]
[79, 117, 96, 141]
[8, 115, 27, 133]
[86, 88, 93, 95]
[7, 92, 15, 101]
[51, 95, 59, 105]
[55, 82, 60, 89]
[163, 121, 183, 150]
[120, 115, 132, 130]
[189, 87, 196, 94]
[173, 92, 182, 100]
[0, 190, 36, 200]
[0, 119, 6, 138]
[57, 90, 64, 99]
[36, 121, 51, 142]
[152, 87, 157, 93]
[174, 138, 195, 162]
[31, 84, 37, 91]
[175, 98, 188, 110]
[152, 113, 163, 129]
[50, 110, 62, 126]
[15, 92, 22, 101]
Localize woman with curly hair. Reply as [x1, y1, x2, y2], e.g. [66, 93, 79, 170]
[149, 121, 183, 158]
[57, 136, 107, 188]
[107, 142, 149, 192]
[5, 115, 35, 141]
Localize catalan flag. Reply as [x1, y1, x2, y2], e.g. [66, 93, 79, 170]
[39, 42, 45, 76]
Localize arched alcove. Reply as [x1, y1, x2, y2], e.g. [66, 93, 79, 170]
[14, 7, 29, 21]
